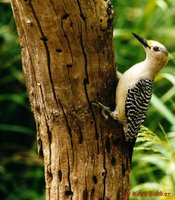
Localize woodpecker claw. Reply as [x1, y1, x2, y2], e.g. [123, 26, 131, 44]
[110, 110, 119, 120]
[92, 102, 111, 120]
[92, 101, 119, 121]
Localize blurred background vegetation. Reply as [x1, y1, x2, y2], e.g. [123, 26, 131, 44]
[0, 0, 175, 199]
[112, 0, 175, 199]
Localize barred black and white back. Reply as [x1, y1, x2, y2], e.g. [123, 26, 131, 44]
[125, 79, 153, 143]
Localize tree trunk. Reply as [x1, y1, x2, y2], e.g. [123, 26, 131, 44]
[10, 0, 130, 199]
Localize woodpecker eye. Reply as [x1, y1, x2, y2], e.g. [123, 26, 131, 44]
[153, 46, 160, 52]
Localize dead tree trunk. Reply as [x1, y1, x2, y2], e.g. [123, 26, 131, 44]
[10, 0, 130, 199]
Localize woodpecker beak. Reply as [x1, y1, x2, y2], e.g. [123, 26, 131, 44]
[132, 32, 150, 48]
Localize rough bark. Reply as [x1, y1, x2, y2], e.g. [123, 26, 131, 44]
[10, 0, 130, 199]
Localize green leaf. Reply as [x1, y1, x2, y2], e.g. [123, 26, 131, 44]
[150, 94, 175, 125]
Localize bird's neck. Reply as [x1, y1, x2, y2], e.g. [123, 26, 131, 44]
[143, 55, 164, 79]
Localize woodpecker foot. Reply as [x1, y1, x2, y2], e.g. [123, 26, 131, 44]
[110, 110, 119, 120]
[92, 101, 111, 120]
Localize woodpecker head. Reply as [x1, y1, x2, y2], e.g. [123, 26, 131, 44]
[132, 32, 168, 66]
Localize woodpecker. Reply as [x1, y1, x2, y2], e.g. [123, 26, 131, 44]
[94, 33, 168, 146]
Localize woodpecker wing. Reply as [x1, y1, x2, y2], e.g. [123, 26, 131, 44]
[125, 79, 153, 143]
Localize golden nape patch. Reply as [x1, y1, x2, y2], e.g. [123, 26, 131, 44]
[147, 40, 153, 46]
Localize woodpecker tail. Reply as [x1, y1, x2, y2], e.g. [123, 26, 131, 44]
[128, 139, 136, 162]
[123, 126, 137, 162]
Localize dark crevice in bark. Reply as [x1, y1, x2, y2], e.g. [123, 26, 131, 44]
[99, 121, 105, 198]
[90, 188, 95, 199]
[80, 30, 99, 153]
[83, 188, 88, 200]
[76, 0, 86, 20]
[46, 124, 52, 145]
[19, 10, 43, 157]
[77, 121, 83, 144]
[83, 173, 89, 200]
[56, 48, 63, 53]
[49, 0, 57, 14]
[61, 12, 74, 62]
[66, 64, 73, 68]
[50, 0, 73, 33]
[76, 0, 89, 38]
[37, 131, 43, 157]
[102, 149, 107, 200]
[28, 4, 75, 159]
[40, 36, 48, 42]
[38, 84, 52, 162]
[24, 0, 31, 2]
[62, 13, 70, 20]
[65, 190, 73, 196]
[111, 156, 116, 166]
[39, 86, 53, 200]
[61, 12, 84, 147]
[66, 150, 73, 199]
[58, 169, 62, 182]
[47, 164, 53, 183]
[83, 80, 99, 152]
[28, 2, 59, 109]
[66, 60, 83, 145]
[58, 99, 74, 149]
[92, 175, 98, 184]
[79, 32, 89, 84]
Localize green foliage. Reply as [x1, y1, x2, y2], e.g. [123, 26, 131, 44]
[112, 0, 175, 198]
[130, 126, 175, 199]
